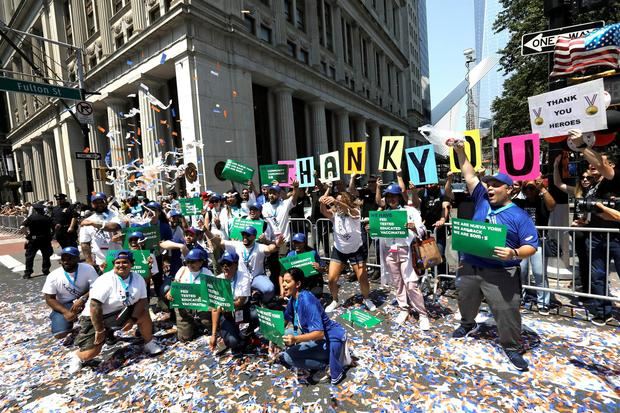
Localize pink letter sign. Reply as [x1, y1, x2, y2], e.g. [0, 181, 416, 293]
[277, 160, 297, 187]
[499, 134, 540, 181]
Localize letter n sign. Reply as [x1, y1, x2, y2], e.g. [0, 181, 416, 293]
[344, 142, 366, 174]
[499, 134, 540, 181]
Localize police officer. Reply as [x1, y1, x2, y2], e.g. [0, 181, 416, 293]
[20, 203, 54, 279]
[51, 194, 78, 248]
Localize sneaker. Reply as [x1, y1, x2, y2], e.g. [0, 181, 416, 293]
[325, 300, 340, 313]
[451, 323, 479, 339]
[504, 349, 529, 371]
[591, 315, 613, 326]
[143, 340, 163, 355]
[419, 315, 431, 331]
[308, 369, 329, 384]
[22, 273, 31, 279]
[67, 353, 82, 374]
[394, 310, 409, 325]
[363, 298, 376, 312]
[330, 371, 346, 385]
[538, 306, 550, 316]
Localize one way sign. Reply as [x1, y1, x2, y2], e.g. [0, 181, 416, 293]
[521, 21, 604, 56]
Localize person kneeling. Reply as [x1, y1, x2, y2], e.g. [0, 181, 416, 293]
[166, 248, 213, 342]
[68, 250, 162, 373]
[279, 268, 351, 385]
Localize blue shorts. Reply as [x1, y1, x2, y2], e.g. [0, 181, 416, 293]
[50, 301, 75, 336]
[330, 245, 367, 265]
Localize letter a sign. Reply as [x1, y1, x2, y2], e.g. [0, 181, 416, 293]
[319, 151, 340, 183]
[499, 134, 540, 181]
[344, 142, 366, 174]
[379, 136, 404, 171]
[449, 130, 482, 172]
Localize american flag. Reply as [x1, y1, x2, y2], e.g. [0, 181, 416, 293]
[550, 23, 620, 77]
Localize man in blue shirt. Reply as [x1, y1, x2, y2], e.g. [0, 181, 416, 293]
[449, 140, 538, 372]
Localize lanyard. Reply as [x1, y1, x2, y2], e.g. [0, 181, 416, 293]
[117, 273, 133, 306]
[486, 203, 515, 224]
[188, 269, 203, 284]
[231, 271, 239, 294]
[293, 297, 301, 332]
[242, 244, 256, 266]
[63, 266, 79, 288]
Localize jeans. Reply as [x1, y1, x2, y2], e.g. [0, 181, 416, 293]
[281, 337, 346, 380]
[519, 247, 550, 307]
[586, 234, 620, 318]
[50, 302, 74, 336]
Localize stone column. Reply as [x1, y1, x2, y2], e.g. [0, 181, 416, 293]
[130, 0, 147, 32]
[13, 148, 24, 182]
[354, 116, 367, 141]
[333, 4, 345, 82]
[97, 0, 114, 55]
[272, 0, 287, 48]
[274, 86, 297, 160]
[138, 81, 163, 199]
[309, 100, 328, 154]
[351, 24, 363, 92]
[306, 0, 321, 68]
[22, 145, 35, 202]
[11, 59, 25, 124]
[42, 133, 61, 197]
[32, 140, 50, 201]
[335, 109, 350, 148]
[70, 0, 87, 47]
[106, 98, 129, 197]
[368, 122, 381, 174]
[88, 115, 107, 194]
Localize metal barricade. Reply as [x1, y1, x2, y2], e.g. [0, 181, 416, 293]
[287, 218, 315, 250]
[432, 223, 620, 303]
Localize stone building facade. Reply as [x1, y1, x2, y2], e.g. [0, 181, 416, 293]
[1, 0, 429, 202]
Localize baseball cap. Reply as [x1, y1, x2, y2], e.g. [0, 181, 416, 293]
[169, 210, 182, 218]
[146, 201, 161, 210]
[54, 193, 67, 200]
[482, 172, 514, 187]
[383, 183, 402, 195]
[292, 233, 306, 243]
[268, 185, 282, 193]
[218, 251, 239, 264]
[128, 231, 144, 240]
[249, 203, 262, 211]
[113, 250, 134, 263]
[241, 226, 258, 236]
[184, 227, 196, 235]
[91, 192, 106, 202]
[61, 247, 80, 257]
[185, 248, 206, 261]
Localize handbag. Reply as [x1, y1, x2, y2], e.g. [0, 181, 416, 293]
[412, 235, 444, 272]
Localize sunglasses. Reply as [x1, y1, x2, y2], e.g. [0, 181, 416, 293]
[220, 261, 234, 267]
[581, 176, 594, 181]
[185, 259, 202, 264]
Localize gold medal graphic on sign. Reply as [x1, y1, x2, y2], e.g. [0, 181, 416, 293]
[533, 108, 543, 125]
[585, 94, 598, 115]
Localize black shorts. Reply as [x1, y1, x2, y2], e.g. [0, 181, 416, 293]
[330, 245, 367, 265]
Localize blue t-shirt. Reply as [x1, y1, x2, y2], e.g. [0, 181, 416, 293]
[462, 182, 538, 268]
[285, 290, 345, 341]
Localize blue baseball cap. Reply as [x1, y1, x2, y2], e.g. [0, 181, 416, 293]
[249, 203, 262, 211]
[268, 185, 282, 193]
[128, 231, 144, 240]
[113, 250, 134, 263]
[169, 210, 182, 217]
[61, 247, 80, 257]
[241, 226, 257, 236]
[482, 172, 514, 187]
[383, 183, 402, 195]
[292, 233, 306, 243]
[218, 251, 239, 264]
[146, 201, 161, 210]
[210, 194, 221, 202]
[185, 248, 206, 261]
[91, 192, 106, 202]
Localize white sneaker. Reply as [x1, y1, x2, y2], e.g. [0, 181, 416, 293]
[325, 300, 340, 313]
[394, 310, 409, 325]
[419, 315, 431, 331]
[363, 298, 377, 312]
[143, 340, 163, 355]
[67, 353, 82, 374]
[453, 310, 462, 321]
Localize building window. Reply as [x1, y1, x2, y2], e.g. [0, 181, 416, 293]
[383, 0, 388, 23]
[318, 1, 333, 51]
[361, 38, 368, 78]
[387, 64, 392, 96]
[298, 48, 309, 64]
[243, 15, 256, 34]
[396, 72, 400, 103]
[63, 0, 73, 45]
[329, 65, 335, 79]
[149, 6, 161, 23]
[115, 34, 124, 49]
[260, 0, 270, 5]
[345, 22, 353, 66]
[287, 40, 297, 58]
[284, 0, 293, 22]
[393, 7, 399, 39]
[320, 60, 327, 74]
[113, 0, 124, 14]
[126, 24, 134, 38]
[295, 0, 305, 31]
[350, 79, 355, 91]
[258, 24, 272, 43]
[85, 0, 96, 37]
[376, 52, 381, 87]
[88, 55, 97, 70]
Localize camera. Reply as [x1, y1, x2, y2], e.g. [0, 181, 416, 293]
[574, 198, 620, 213]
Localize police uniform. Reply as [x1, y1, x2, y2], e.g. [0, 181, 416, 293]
[22, 206, 54, 278]
[51, 195, 78, 248]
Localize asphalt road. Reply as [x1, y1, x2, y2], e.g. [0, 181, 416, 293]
[0, 233, 619, 412]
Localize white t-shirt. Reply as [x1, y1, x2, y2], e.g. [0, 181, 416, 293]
[174, 266, 214, 284]
[81, 270, 147, 316]
[217, 271, 251, 299]
[332, 213, 363, 254]
[223, 240, 269, 278]
[78, 210, 125, 265]
[42, 263, 98, 304]
[262, 198, 295, 241]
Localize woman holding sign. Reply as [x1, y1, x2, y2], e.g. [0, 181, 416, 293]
[378, 184, 431, 330]
[284, 233, 326, 298]
[320, 193, 376, 313]
[280, 268, 351, 385]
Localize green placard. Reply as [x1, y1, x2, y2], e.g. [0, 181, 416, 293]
[340, 309, 382, 329]
[221, 159, 255, 183]
[0, 76, 82, 100]
[229, 218, 264, 241]
[105, 249, 151, 278]
[179, 197, 203, 216]
[369, 210, 408, 238]
[122, 225, 161, 254]
[451, 218, 507, 259]
[256, 307, 285, 347]
[169, 281, 211, 311]
[279, 251, 319, 277]
[259, 164, 288, 185]
[205, 275, 235, 311]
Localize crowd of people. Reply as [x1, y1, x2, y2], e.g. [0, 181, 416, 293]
[7, 132, 619, 382]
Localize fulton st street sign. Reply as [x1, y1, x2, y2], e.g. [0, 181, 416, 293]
[0, 76, 81, 100]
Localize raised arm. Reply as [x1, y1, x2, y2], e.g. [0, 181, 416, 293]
[449, 140, 479, 194]
[444, 171, 455, 202]
[348, 174, 359, 197]
[569, 130, 615, 180]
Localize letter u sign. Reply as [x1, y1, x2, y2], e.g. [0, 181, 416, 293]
[499, 133, 540, 181]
